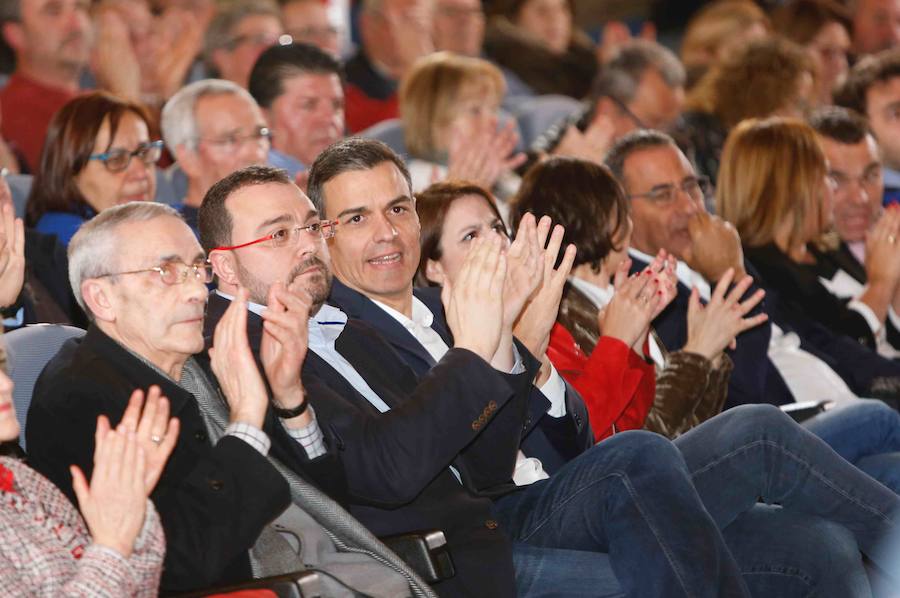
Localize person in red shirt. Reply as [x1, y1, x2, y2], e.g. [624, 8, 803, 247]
[0, 0, 92, 172]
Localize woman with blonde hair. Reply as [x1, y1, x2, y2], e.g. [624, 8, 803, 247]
[399, 52, 525, 211]
[717, 116, 900, 351]
[680, 0, 770, 89]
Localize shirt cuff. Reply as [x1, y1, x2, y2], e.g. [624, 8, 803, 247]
[889, 306, 900, 332]
[539, 362, 567, 418]
[225, 422, 271, 456]
[848, 299, 883, 335]
[508, 344, 526, 374]
[282, 406, 327, 459]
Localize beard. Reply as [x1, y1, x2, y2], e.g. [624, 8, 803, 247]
[235, 255, 332, 313]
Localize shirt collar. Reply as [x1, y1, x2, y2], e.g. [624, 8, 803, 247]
[215, 290, 266, 316]
[568, 276, 614, 309]
[372, 296, 434, 332]
[883, 166, 900, 189]
[308, 303, 348, 346]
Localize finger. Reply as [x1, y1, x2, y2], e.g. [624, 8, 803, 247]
[736, 288, 766, 316]
[738, 312, 769, 332]
[536, 215, 553, 251]
[711, 268, 734, 304]
[687, 286, 702, 320]
[724, 275, 754, 306]
[118, 388, 146, 433]
[613, 258, 631, 289]
[136, 385, 160, 440]
[544, 224, 565, 273]
[267, 281, 286, 313]
[151, 395, 171, 444]
[555, 244, 577, 281]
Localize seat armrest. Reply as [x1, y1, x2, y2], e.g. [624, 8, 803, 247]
[170, 570, 321, 598]
[780, 400, 833, 423]
[380, 529, 455, 584]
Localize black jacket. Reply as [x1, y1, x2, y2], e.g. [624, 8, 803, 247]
[328, 280, 595, 472]
[25, 325, 291, 593]
[204, 293, 537, 598]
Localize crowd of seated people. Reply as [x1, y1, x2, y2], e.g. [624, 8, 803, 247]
[7, 0, 900, 596]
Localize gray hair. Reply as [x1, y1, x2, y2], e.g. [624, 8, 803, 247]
[604, 129, 678, 185]
[204, 0, 281, 59]
[68, 202, 183, 315]
[161, 78, 259, 152]
[593, 40, 686, 105]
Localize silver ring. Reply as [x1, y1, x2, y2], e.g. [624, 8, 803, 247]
[150, 434, 163, 445]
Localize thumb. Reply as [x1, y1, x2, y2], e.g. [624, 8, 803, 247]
[71, 465, 90, 509]
[688, 286, 701, 318]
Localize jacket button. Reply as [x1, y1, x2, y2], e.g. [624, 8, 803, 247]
[485, 520, 499, 530]
[209, 479, 224, 491]
[488, 401, 497, 411]
[471, 421, 481, 431]
[195, 430, 208, 442]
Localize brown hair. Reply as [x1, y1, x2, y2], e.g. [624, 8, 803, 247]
[414, 181, 503, 287]
[681, 0, 770, 87]
[771, 0, 851, 46]
[25, 91, 153, 227]
[399, 52, 505, 160]
[487, 0, 574, 19]
[834, 47, 900, 115]
[716, 117, 828, 250]
[687, 36, 816, 129]
[512, 157, 629, 273]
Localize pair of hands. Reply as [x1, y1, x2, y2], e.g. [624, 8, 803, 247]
[0, 177, 24, 310]
[443, 213, 577, 368]
[208, 283, 314, 430]
[600, 250, 677, 352]
[71, 387, 178, 558]
[93, 1, 203, 104]
[445, 119, 527, 191]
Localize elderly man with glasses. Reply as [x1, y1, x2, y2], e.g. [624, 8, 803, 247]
[160, 79, 273, 231]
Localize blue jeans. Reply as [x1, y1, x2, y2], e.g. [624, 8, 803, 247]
[497, 405, 898, 597]
[512, 505, 871, 598]
[676, 405, 899, 586]
[493, 430, 751, 597]
[802, 399, 900, 493]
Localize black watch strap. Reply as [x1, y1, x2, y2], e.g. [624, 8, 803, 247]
[272, 400, 309, 419]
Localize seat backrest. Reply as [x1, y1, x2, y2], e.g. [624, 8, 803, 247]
[7, 173, 33, 219]
[512, 94, 584, 148]
[358, 118, 409, 160]
[5, 324, 86, 449]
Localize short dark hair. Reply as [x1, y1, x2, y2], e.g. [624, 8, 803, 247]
[604, 129, 678, 184]
[835, 48, 900, 115]
[25, 92, 153, 227]
[511, 157, 629, 272]
[307, 137, 412, 217]
[808, 106, 872, 144]
[771, 0, 851, 46]
[592, 40, 685, 105]
[199, 165, 293, 253]
[248, 42, 342, 109]
[415, 181, 503, 287]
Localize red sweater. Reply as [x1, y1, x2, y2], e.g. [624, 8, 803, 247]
[547, 322, 656, 443]
[0, 73, 76, 172]
[344, 83, 399, 134]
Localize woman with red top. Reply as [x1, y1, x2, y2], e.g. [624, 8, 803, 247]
[511, 157, 769, 440]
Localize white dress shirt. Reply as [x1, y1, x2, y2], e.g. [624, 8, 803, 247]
[626, 249, 858, 404]
[371, 296, 553, 486]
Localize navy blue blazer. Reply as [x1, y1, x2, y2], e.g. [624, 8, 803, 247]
[328, 279, 594, 473]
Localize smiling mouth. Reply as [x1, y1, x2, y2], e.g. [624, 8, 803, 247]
[368, 253, 402, 265]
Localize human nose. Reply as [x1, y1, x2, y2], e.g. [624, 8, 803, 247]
[184, 269, 209, 302]
[373, 213, 399, 241]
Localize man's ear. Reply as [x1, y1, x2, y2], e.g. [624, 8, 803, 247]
[424, 258, 446, 286]
[208, 249, 239, 286]
[1, 22, 24, 54]
[81, 280, 116, 323]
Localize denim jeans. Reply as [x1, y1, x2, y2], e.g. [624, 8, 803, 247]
[496, 405, 898, 597]
[802, 399, 900, 493]
[676, 404, 899, 586]
[493, 430, 752, 597]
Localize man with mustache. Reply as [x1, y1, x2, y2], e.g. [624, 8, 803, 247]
[0, 0, 92, 172]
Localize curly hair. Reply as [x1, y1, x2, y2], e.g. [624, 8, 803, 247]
[688, 36, 816, 129]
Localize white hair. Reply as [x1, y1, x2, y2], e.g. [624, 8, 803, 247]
[161, 79, 260, 152]
[68, 202, 184, 315]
